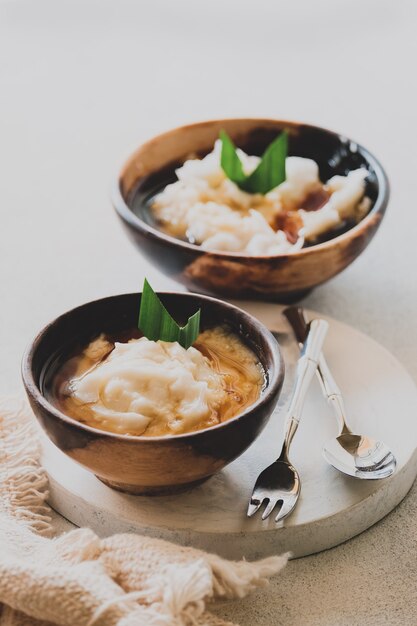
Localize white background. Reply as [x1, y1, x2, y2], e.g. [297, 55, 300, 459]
[1, 1, 416, 624]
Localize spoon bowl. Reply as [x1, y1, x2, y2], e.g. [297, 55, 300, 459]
[323, 433, 396, 480]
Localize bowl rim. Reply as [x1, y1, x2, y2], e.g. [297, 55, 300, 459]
[22, 291, 285, 443]
[112, 117, 390, 261]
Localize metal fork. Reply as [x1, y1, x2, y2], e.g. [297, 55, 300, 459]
[247, 318, 329, 522]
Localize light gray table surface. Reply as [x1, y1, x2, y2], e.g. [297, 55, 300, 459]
[1, 1, 416, 624]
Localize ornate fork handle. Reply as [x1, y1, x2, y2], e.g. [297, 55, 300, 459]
[284, 307, 350, 435]
[280, 319, 329, 459]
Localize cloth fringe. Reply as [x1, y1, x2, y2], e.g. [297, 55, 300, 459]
[0, 397, 288, 626]
[0, 397, 52, 536]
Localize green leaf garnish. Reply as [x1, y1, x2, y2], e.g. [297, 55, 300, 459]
[138, 279, 201, 350]
[220, 130, 288, 195]
[219, 130, 247, 184]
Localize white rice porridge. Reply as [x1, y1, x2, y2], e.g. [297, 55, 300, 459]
[151, 140, 371, 256]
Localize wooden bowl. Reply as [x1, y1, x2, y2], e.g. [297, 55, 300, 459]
[22, 292, 284, 495]
[112, 119, 389, 302]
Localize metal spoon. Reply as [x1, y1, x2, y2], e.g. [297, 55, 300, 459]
[284, 307, 397, 480]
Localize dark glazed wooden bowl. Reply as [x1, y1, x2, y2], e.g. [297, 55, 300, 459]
[112, 119, 389, 302]
[22, 292, 284, 495]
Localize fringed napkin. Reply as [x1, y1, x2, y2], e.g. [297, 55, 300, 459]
[0, 397, 287, 626]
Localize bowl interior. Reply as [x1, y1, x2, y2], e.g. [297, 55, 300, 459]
[27, 293, 281, 433]
[122, 120, 382, 247]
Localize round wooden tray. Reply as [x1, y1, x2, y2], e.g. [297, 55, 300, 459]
[41, 306, 417, 559]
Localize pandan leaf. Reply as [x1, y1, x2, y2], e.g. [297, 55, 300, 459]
[220, 130, 288, 194]
[220, 130, 246, 183]
[138, 279, 200, 349]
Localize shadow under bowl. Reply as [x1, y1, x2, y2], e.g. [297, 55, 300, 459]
[112, 118, 389, 302]
[22, 292, 284, 494]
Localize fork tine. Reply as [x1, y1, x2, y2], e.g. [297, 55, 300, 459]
[275, 499, 295, 522]
[261, 499, 279, 520]
[247, 498, 263, 517]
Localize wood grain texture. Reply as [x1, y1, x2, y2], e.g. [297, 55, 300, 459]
[113, 119, 389, 302]
[22, 292, 284, 494]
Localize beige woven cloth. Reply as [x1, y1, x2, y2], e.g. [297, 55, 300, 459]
[0, 397, 287, 626]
